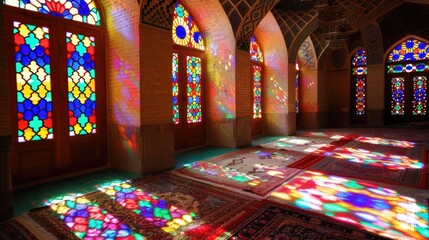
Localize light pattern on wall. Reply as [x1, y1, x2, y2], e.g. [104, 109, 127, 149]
[249, 35, 263, 62]
[4, 0, 101, 26]
[387, 63, 429, 74]
[327, 147, 424, 170]
[67, 32, 96, 136]
[14, 22, 53, 142]
[98, 181, 196, 234]
[356, 136, 415, 148]
[172, 53, 179, 124]
[295, 59, 300, 113]
[47, 194, 143, 239]
[412, 76, 427, 115]
[252, 65, 262, 119]
[352, 49, 367, 116]
[391, 77, 405, 115]
[270, 171, 429, 240]
[186, 56, 202, 123]
[388, 38, 429, 62]
[172, 2, 204, 50]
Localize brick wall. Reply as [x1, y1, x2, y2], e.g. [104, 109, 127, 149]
[236, 50, 252, 118]
[0, 5, 11, 135]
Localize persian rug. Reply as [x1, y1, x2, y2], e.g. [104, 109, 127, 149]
[287, 134, 360, 169]
[27, 173, 258, 239]
[307, 138, 428, 188]
[266, 170, 429, 240]
[174, 147, 302, 196]
[0, 219, 38, 240]
[224, 202, 389, 240]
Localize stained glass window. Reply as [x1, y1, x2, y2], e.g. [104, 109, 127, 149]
[14, 21, 53, 142]
[388, 38, 429, 62]
[387, 63, 429, 74]
[391, 77, 405, 115]
[413, 76, 427, 115]
[250, 35, 263, 62]
[296, 59, 300, 114]
[351, 49, 367, 116]
[252, 65, 262, 119]
[172, 53, 179, 124]
[67, 32, 96, 136]
[187, 56, 202, 123]
[172, 2, 204, 50]
[4, 0, 101, 26]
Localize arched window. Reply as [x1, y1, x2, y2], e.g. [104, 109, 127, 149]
[172, 2, 206, 150]
[351, 49, 367, 124]
[386, 37, 429, 122]
[5, 0, 106, 183]
[250, 35, 263, 136]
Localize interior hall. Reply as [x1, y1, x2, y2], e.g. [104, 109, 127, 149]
[0, 0, 428, 239]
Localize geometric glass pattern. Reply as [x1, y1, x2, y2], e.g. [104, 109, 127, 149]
[352, 49, 367, 116]
[296, 58, 300, 114]
[172, 2, 204, 50]
[4, 0, 101, 26]
[98, 181, 197, 234]
[412, 76, 427, 115]
[14, 21, 53, 142]
[67, 32, 96, 136]
[387, 63, 429, 74]
[269, 171, 429, 240]
[355, 78, 366, 115]
[249, 35, 263, 62]
[172, 53, 179, 124]
[391, 77, 405, 115]
[388, 38, 429, 62]
[252, 65, 262, 119]
[186, 56, 202, 123]
[352, 49, 367, 67]
[47, 195, 143, 239]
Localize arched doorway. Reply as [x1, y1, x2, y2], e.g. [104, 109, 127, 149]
[172, 2, 206, 150]
[385, 37, 429, 123]
[4, 0, 107, 184]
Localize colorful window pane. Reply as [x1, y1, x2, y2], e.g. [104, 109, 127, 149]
[172, 53, 179, 124]
[295, 59, 300, 113]
[391, 77, 405, 115]
[14, 21, 53, 142]
[172, 2, 204, 50]
[387, 63, 429, 74]
[355, 78, 366, 115]
[186, 56, 202, 123]
[253, 65, 262, 119]
[388, 38, 429, 62]
[351, 49, 367, 67]
[413, 76, 427, 115]
[4, 0, 101, 26]
[67, 32, 96, 136]
[250, 35, 263, 62]
[352, 49, 367, 117]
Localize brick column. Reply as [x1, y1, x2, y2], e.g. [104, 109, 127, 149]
[0, 136, 13, 220]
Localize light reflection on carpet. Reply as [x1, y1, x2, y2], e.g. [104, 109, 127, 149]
[98, 181, 197, 234]
[47, 194, 143, 239]
[324, 147, 424, 170]
[357, 136, 415, 148]
[268, 171, 429, 240]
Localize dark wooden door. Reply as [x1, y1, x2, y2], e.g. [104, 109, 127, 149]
[6, 11, 106, 185]
[173, 48, 206, 151]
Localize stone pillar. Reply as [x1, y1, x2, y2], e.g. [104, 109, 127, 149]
[0, 136, 13, 220]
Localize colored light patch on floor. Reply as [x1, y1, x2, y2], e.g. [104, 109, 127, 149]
[328, 147, 424, 170]
[357, 136, 415, 148]
[269, 171, 429, 240]
[46, 194, 143, 239]
[186, 162, 263, 186]
[98, 181, 197, 235]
